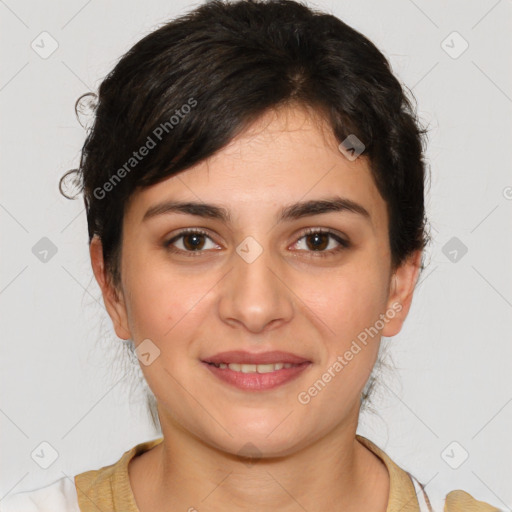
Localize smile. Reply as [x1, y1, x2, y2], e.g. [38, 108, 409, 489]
[207, 362, 299, 373]
[202, 360, 312, 391]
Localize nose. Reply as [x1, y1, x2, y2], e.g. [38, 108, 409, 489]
[217, 242, 295, 334]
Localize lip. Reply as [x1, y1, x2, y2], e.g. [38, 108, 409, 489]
[202, 350, 311, 365]
[201, 360, 312, 391]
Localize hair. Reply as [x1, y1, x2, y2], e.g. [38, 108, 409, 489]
[60, 0, 431, 432]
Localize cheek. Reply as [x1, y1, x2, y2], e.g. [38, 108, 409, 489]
[123, 257, 215, 344]
[122, 258, 178, 341]
[299, 274, 386, 407]
[303, 263, 389, 341]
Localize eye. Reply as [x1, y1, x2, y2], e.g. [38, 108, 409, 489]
[292, 228, 351, 258]
[164, 227, 351, 258]
[164, 229, 219, 256]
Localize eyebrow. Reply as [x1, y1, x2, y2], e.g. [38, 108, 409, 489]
[142, 196, 371, 224]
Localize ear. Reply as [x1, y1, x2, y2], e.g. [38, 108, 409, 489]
[381, 249, 423, 337]
[89, 235, 131, 340]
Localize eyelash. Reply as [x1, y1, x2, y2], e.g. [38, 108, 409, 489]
[164, 227, 351, 259]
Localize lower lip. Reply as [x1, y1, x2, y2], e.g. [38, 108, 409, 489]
[201, 361, 312, 391]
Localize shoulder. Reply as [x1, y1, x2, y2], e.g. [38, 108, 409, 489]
[410, 475, 504, 512]
[444, 489, 504, 512]
[356, 435, 503, 512]
[74, 437, 163, 511]
[0, 476, 80, 512]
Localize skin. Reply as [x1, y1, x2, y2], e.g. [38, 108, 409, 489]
[90, 103, 422, 512]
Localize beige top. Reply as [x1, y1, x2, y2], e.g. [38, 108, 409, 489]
[73, 435, 501, 512]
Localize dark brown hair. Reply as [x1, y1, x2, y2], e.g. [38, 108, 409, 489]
[60, 0, 431, 428]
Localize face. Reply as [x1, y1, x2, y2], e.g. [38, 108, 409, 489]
[91, 104, 421, 458]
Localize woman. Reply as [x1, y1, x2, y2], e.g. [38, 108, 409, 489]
[1, 1, 502, 511]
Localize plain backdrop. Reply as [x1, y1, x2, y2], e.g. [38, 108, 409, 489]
[1, 0, 511, 509]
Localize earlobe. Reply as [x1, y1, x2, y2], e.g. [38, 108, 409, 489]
[381, 250, 423, 338]
[89, 236, 131, 340]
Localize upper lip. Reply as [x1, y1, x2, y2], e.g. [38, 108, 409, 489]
[202, 350, 311, 365]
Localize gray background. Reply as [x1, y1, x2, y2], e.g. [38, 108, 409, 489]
[1, 0, 511, 509]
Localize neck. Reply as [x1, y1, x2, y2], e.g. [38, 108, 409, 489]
[129, 417, 389, 512]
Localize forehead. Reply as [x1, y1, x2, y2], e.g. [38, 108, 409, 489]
[124, 105, 387, 232]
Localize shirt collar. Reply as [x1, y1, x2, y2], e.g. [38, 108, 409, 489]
[357, 434, 420, 512]
[76, 435, 420, 512]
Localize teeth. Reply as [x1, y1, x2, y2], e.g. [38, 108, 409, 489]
[212, 362, 296, 372]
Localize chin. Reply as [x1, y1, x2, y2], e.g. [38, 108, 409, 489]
[206, 417, 303, 459]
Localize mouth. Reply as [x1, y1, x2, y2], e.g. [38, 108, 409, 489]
[201, 350, 312, 391]
[202, 349, 311, 366]
[204, 361, 305, 373]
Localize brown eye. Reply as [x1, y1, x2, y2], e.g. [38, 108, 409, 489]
[164, 229, 219, 255]
[304, 232, 330, 251]
[293, 228, 350, 258]
[182, 232, 207, 251]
